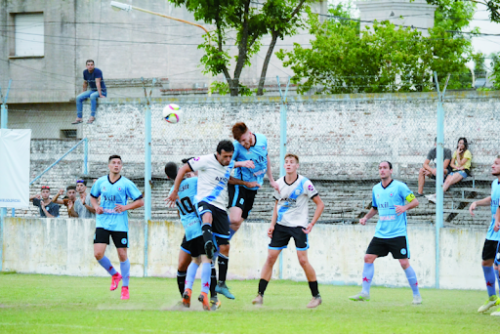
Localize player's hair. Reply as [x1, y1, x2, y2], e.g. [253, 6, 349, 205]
[380, 161, 393, 169]
[181, 157, 194, 164]
[108, 155, 122, 162]
[232, 122, 248, 141]
[217, 140, 234, 154]
[86, 59, 94, 65]
[285, 153, 299, 163]
[66, 185, 76, 191]
[165, 162, 178, 180]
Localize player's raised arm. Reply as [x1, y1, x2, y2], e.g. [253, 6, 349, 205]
[266, 157, 279, 191]
[168, 164, 193, 202]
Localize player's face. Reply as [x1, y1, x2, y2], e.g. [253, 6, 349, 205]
[238, 131, 253, 150]
[67, 189, 76, 200]
[491, 159, 500, 176]
[378, 162, 392, 179]
[217, 150, 233, 166]
[76, 183, 86, 193]
[284, 157, 299, 173]
[108, 158, 123, 174]
[41, 189, 50, 200]
[86, 61, 94, 72]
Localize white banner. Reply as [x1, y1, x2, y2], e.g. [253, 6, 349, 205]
[0, 129, 31, 208]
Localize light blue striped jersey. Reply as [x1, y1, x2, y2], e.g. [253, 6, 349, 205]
[274, 175, 318, 228]
[187, 154, 234, 211]
[488, 179, 500, 241]
[90, 175, 143, 232]
[233, 133, 268, 190]
[169, 177, 202, 241]
[372, 180, 415, 239]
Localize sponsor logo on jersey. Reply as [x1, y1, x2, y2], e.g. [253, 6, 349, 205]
[193, 157, 200, 161]
[378, 202, 390, 208]
[308, 184, 314, 191]
[390, 193, 393, 197]
[215, 176, 228, 182]
[279, 198, 297, 208]
[295, 189, 301, 196]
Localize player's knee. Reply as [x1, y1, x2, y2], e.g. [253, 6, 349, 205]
[219, 244, 230, 255]
[399, 259, 410, 269]
[364, 254, 376, 263]
[94, 251, 104, 260]
[483, 259, 494, 267]
[266, 253, 279, 265]
[298, 255, 309, 268]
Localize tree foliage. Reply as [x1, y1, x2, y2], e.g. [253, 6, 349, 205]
[425, 0, 500, 23]
[277, 2, 475, 94]
[168, 0, 314, 96]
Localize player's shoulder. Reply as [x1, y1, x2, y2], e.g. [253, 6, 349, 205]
[95, 175, 108, 184]
[492, 179, 499, 188]
[255, 133, 268, 143]
[276, 176, 285, 185]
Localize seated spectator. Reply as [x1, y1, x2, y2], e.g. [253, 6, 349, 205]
[29, 186, 60, 218]
[417, 137, 452, 197]
[74, 179, 96, 218]
[428, 137, 472, 203]
[52, 186, 78, 217]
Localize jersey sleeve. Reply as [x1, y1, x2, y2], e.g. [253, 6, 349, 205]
[273, 185, 280, 201]
[232, 142, 243, 160]
[188, 155, 210, 172]
[90, 179, 101, 198]
[372, 188, 378, 208]
[399, 183, 415, 203]
[126, 180, 143, 201]
[305, 179, 319, 199]
[94, 68, 103, 79]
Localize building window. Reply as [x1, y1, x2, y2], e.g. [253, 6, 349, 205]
[15, 13, 44, 57]
[60, 130, 77, 139]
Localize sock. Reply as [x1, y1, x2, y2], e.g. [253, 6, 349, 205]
[218, 254, 229, 284]
[202, 224, 213, 245]
[483, 266, 496, 297]
[97, 256, 118, 276]
[308, 281, 320, 297]
[177, 270, 187, 296]
[495, 269, 500, 295]
[210, 265, 217, 298]
[201, 263, 211, 294]
[185, 262, 199, 291]
[120, 259, 130, 287]
[229, 228, 236, 240]
[361, 263, 374, 295]
[258, 279, 269, 296]
[404, 266, 420, 296]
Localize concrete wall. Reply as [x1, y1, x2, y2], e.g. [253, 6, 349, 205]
[1, 217, 488, 290]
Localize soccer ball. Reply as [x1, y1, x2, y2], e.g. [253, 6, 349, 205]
[163, 104, 182, 124]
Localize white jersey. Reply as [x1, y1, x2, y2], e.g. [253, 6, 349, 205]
[274, 175, 319, 228]
[188, 154, 234, 211]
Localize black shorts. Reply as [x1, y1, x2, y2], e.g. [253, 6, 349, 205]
[94, 228, 129, 248]
[495, 242, 500, 266]
[228, 184, 258, 219]
[180, 235, 206, 258]
[197, 201, 230, 245]
[366, 236, 409, 259]
[269, 224, 309, 251]
[482, 239, 500, 261]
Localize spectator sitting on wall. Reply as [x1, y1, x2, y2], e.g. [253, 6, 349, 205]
[29, 186, 60, 218]
[74, 179, 96, 218]
[72, 59, 106, 125]
[416, 137, 452, 197]
[427, 137, 472, 203]
[52, 185, 78, 217]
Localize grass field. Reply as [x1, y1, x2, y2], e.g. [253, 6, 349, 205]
[0, 273, 498, 333]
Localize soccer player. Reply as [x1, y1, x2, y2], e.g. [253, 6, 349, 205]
[252, 153, 325, 308]
[90, 155, 144, 300]
[349, 161, 421, 304]
[165, 162, 212, 311]
[470, 156, 500, 314]
[493, 217, 500, 316]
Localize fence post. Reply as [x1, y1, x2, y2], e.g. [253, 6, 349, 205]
[142, 78, 155, 277]
[0, 79, 12, 271]
[83, 137, 88, 175]
[433, 72, 450, 289]
[277, 76, 291, 279]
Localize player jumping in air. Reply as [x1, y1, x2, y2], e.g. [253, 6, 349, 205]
[165, 162, 213, 311]
[90, 155, 144, 300]
[349, 161, 421, 304]
[470, 156, 500, 314]
[252, 153, 324, 308]
[217, 122, 279, 299]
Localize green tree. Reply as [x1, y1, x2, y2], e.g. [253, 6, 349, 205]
[277, 2, 475, 94]
[168, 0, 314, 96]
[425, 0, 500, 23]
[490, 52, 500, 89]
